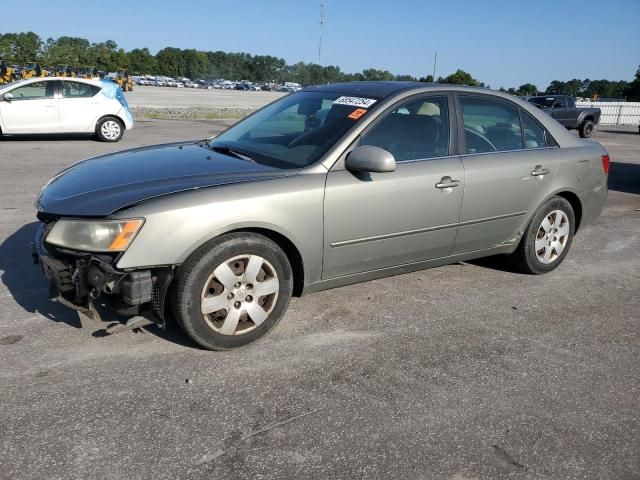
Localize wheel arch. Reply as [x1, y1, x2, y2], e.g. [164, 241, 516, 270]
[550, 190, 583, 232]
[226, 227, 305, 297]
[95, 114, 125, 132]
[176, 224, 307, 298]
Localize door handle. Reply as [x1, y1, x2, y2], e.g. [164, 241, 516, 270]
[531, 165, 550, 176]
[435, 176, 461, 189]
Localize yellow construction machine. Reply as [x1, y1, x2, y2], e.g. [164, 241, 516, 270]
[56, 65, 77, 77]
[0, 59, 18, 85]
[19, 62, 52, 79]
[115, 68, 134, 92]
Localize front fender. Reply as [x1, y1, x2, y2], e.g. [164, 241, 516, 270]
[113, 172, 327, 286]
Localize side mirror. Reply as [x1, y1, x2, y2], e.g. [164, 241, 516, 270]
[2, 92, 13, 102]
[552, 102, 562, 108]
[346, 145, 396, 173]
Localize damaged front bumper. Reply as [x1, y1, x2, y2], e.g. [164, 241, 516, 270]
[32, 223, 172, 328]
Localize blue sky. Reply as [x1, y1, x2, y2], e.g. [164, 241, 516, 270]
[4, 0, 639, 89]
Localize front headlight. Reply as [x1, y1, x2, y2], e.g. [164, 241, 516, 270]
[45, 219, 144, 252]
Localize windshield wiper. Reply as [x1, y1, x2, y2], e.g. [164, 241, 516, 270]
[206, 143, 254, 162]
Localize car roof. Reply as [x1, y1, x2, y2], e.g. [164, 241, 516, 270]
[304, 81, 424, 98]
[303, 81, 527, 102]
[2, 76, 103, 87]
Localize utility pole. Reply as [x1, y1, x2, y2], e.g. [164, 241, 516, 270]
[319, 1, 325, 65]
[432, 50, 437, 82]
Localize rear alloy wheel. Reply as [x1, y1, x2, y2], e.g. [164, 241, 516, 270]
[510, 196, 575, 274]
[96, 117, 123, 142]
[173, 233, 293, 350]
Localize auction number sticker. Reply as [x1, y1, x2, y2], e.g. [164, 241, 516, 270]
[333, 96, 377, 108]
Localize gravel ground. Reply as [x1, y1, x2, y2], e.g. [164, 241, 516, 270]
[0, 122, 638, 480]
[126, 85, 285, 110]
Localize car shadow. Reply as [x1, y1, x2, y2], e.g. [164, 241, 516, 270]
[0, 133, 96, 141]
[1, 223, 201, 348]
[464, 255, 520, 274]
[0, 222, 82, 328]
[609, 162, 640, 195]
[599, 129, 640, 136]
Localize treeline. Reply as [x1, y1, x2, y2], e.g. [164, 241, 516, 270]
[1, 32, 639, 99]
[500, 76, 640, 100]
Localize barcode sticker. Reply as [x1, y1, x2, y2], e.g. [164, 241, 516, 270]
[333, 96, 377, 108]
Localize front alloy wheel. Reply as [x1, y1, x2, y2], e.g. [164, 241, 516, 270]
[201, 254, 279, 335]
[173, 233, 293, 350]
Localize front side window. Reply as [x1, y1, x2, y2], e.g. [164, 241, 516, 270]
[10, 81, 54, 100]
[62, 81, 100, 98]
[209, 91, 379, 169]
[361, 96, 450, 161]
[460, 96, 523, 154]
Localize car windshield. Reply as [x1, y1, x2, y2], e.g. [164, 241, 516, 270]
[208, 91, 379, 169]
[0, 78, 27, 92]
[528, 97, 555, 108]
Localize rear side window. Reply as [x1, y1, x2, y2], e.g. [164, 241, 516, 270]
[62, 81, 100, 98]
[10, 81, 54, 100]
[460, 96, 523, 154]
[520, 110, 546, 149]
[361, 95, 450, 161]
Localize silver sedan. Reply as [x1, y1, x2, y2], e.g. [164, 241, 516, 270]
[34, 82, 609, 350]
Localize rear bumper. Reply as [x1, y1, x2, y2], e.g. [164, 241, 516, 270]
[32, 223, 170, 323]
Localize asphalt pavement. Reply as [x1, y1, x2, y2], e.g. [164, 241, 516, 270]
[0, 121, 638, 479]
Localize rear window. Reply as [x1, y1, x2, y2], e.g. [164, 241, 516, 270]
[62, 81, 100, 98]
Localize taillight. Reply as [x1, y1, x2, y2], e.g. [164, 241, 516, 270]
[601, 155, 610, 175]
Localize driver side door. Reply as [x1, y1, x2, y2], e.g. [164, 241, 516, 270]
[0, 80, 59, 133]
[322, 94, 464, 278]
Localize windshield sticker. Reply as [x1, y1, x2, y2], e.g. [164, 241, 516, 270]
[333, 96, 377, 108]
[347, 108, 368, 120]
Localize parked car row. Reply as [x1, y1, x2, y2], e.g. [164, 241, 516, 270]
[132, 75, 302, 92]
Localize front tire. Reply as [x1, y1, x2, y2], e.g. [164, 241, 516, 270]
[510, 196, 575, 274]
[96, 117, 124, 142]
[172, 233, 293, 350]
[579, 120, 594, 138]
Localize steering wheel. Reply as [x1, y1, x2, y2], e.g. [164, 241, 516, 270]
[465, 128, 497, 152]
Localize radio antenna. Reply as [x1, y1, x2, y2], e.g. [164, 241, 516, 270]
[319, 1, 325, 65]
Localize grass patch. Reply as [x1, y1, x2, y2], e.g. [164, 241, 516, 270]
[131, 107, 254, 121]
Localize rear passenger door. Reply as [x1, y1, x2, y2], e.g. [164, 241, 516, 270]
[57, 80, 102, 132]
[322, 93, 465, 278]
[451, 94, 559, 255]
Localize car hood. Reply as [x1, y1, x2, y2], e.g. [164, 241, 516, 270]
[37, 142, 293, 217]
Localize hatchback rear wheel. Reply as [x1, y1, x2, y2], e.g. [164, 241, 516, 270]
[510, 196, 575, 274]
[96, 117, 124, 142]
[172, 233, 293, 350]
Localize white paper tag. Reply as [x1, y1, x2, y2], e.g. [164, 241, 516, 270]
[333, 96, 377, 108]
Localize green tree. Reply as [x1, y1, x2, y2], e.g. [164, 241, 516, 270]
[156, 47, 185, 77]
[127, 48, 157, 74]
[516, 83, 539, 96]
[438, 69, 479, 86]
[624, 66, 640, 100]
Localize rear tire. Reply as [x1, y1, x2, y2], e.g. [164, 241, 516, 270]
[96, 117, 124, 142]
[510, 196, 575, 275]
[172, 233, 293, 350]
[579, 120, 594, 138]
